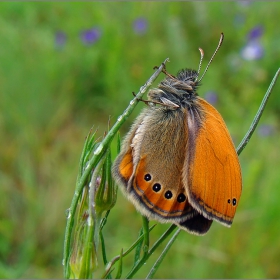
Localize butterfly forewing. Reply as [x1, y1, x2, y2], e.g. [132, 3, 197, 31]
[183, 98, 242, 226]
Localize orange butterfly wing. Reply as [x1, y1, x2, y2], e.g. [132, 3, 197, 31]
[183, 98, 242, 226]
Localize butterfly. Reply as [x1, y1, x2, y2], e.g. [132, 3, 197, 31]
[113, 33, 242, 235]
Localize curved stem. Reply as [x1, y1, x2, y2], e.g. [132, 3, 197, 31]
[146, 228, 181, 279]
[104, 224, 156, 277]
[237, 68, 280, 155]
[126, 224, 177, 279]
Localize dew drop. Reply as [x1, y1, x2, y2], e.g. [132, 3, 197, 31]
[62, 258, 65, 266]
[94, 144, 103, 155]
[117, 116, 123, 122]
[130, 100, 135, 105]
[65, 208, 70, 217]
[88, 216, 93, 226]
[143, 245, 149, 253]
[85, 162, 90, 170]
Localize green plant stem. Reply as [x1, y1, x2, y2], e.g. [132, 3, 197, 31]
[142, 216, 150, 257]
[115, 249, 124, 279]
[100, 231, 108, 265]
[134, 227, 144, 265]
[63, 58, 169, 278]
[126, 224, 177, 279]
[146, 228, 181, 279]
[237, 68, 280, 155]
[104, 224, 156, 277]
[89, 155, 106, 256]
[79, 216, 95, 278]
[100, 211, 111, 267]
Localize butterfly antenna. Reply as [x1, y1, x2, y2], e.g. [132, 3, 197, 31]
[198, 33, 224, 83]
[196, 47, 204, 78]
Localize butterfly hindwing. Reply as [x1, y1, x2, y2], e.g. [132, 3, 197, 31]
[112, 113, 145, 187]
[177, 213, 213, 235]
[113, 108, 197, 224]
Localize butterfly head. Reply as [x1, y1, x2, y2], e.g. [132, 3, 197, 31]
[147, 68, 200, 110]
[148, 33, 224, 110]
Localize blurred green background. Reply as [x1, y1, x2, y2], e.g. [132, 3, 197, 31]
[1, 2, 280, 278]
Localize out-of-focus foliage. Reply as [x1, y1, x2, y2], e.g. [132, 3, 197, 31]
[1, 2, 280, 278]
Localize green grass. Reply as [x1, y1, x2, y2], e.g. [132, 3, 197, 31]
[1, 2, 280, 278]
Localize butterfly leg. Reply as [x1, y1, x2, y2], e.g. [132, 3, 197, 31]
[132, 91, 173, 108]
[153, 63, 176, 80]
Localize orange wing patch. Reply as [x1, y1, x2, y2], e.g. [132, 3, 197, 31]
[131, 157, 194, 221]
[185, 98, 242, 226]
[118, 148, 134, 183]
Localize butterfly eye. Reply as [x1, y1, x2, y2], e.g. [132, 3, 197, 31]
[177, 193, 186, 203]
[144, 174, 152, 181]
[152, 183, 161, 192]
[164, 190, 173, 199]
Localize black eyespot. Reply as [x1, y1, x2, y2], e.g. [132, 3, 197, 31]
[177, 193, 186, 203]
[232, 198, 237, 206]
[165, 190, 173, 199]
[152, 183, 161, 192]
[228, 199, 231, 204]
[144, 174, 151, 181]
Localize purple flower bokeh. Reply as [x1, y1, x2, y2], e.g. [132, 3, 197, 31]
[241, 25, 264, 60]
[80, 27, 101, 45]
[258, 124, 274, 137]
[248, 25, 263, 41]
[133, 18, 148, 34]
[241, 41, 264, 60]
[55, 31, 67, 49]
[237, 0, 252, 7]
[204, 91, 218, 105]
